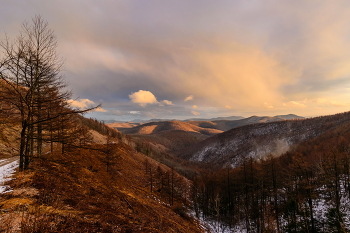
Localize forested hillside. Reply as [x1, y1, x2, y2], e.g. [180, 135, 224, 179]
[187, 115, 303, 131]
[179, 111, 350, 168]
[191, 118, 350, 232]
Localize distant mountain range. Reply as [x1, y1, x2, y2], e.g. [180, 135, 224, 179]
[106, 114, 305, 153]
[107, 114, 304, 129]
[183, 116, 245, 121]
[105, 114, 303, 124]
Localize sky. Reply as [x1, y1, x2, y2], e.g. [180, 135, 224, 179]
[1, 1, 350, 121]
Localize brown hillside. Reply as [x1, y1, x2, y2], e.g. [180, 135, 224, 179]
[107, 122, 141, 130]
[132, 130, 210, 153]
[0, 140, 204, 233]
[0, 112, 204, 232]
[119, 121, 223, 135]
[117, 121, 223, 153]
[188, 116, 287, 131]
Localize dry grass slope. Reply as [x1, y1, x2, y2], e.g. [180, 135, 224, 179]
[0, 142, 204, 232]
[118, 121, 223, 135]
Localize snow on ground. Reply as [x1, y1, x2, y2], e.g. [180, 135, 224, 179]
[0, 159, 19, 194]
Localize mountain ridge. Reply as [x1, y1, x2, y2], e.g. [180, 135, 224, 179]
[176, 111, 350, 168]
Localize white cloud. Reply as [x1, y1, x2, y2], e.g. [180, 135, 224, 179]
[184, 95, 194, 102]
[191, 110, 200, 116]
[67, 99, 95, 109]
[129, 90, 158, 106]
[162, 100, 173, 105]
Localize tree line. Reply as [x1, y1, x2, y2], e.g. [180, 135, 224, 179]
[191, 123, 350, 232]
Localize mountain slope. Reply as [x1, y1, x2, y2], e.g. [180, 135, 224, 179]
[109, 115, 304, 133]
[191, 114, 350, 232]
[119, 120, 223, 135]
[184, 115, 245, 121]
[178, 111, 350, 168]
[106, 122, 141, 131]
[188, 115, 290, 131]
[274, 114, 304, 120]
[0, 116, 204, 232]
[114, 121, 223, 153]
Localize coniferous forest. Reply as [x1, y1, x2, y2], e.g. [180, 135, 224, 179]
[191, 121, 350, 232]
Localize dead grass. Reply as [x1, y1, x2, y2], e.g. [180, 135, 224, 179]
[0, 124, 20, 159]
[121, 120, 223, 135]
[0, 143, 203, 232]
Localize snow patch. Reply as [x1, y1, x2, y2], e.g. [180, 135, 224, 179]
[0, 160, 19, 194]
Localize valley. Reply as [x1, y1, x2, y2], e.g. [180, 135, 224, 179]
[103, 111, 350, 231]
[2, 10, 350, 233]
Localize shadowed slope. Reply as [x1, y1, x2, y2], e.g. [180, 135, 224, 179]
[177, 111, 350, 168]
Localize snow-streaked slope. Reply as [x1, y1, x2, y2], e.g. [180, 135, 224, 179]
[179, 112, 350, 168]
[0, 158, 19, 193]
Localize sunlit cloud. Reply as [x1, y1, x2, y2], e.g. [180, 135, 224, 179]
[283, 101, 307, 108]
[67, 99, 95, 109]
[95, 107, 107, 112]
[192, 105, 198, 109]
[184, 95, 194, 102]
[4, 1, 350, 120]
[162, 100, 173, 105]
[264, 102, 274, 109]
[191, 110, 200, 116]
[316, 98, 348, 107]
[129, 90, 158, 107]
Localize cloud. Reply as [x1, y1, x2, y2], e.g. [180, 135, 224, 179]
[184, 95, 194, 102]
[67, 99, 95, 109]
[110, 110, 128, 116]
[283, 101, 307, 108]
[316, 98, 347, 107]
[329, 101, 347, 107]
[192, 105, 198, 109]
[264, 102, 274, 109]
[95, 107, 107, 112]
[129, 90, 158, 106]
[5, 1, 350, 120]
[162, 100, 173, 105]
[224, 105, 232, 109]
[191, 110, 200, 116]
